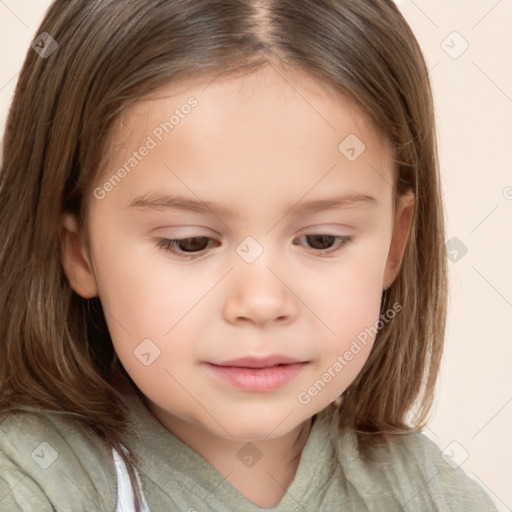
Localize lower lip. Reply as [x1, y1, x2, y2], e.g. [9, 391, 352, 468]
[205, 362, 308, 391]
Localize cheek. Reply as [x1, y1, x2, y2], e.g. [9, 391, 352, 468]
[310, 250, 388, 337]
[87, 235, 191, 374]
[294, 265, 385, 409]
[319, 273, 383, 369]
[305, 236, 389, 372]
[91, 228, 200, 330]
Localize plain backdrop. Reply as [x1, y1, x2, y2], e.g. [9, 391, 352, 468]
[1, 1, 511, 510]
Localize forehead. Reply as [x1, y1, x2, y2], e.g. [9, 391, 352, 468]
[97, 65, 396, 211]
[107, 64, 388, 156]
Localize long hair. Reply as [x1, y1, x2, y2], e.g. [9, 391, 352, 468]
[0, 0, 447, 492]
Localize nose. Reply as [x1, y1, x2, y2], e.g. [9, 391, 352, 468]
[222, 256, 297, 326]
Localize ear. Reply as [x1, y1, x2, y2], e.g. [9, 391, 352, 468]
[382, 190, 415, 291]
[58, 213, 98, 298]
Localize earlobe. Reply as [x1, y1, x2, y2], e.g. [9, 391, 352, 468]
[58, 213, 98, 298]
[382, 191, 415, 291]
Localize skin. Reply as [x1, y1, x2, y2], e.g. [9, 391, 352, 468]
[59, 64, 414, 507]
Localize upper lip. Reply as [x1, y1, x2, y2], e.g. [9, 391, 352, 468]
[209, 355, 307, 368]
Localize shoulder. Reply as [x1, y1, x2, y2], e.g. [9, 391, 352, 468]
[0, 409, 118, 512]
[320, 406, 498, 511]
[376, 430, 496, 509]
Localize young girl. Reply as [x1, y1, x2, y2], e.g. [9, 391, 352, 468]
[0, 0, 498, 510]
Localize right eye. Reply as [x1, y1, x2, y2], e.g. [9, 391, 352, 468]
[155, 237, 220, 259]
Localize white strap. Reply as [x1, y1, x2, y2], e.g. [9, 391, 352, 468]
[112, 447, 150, 512]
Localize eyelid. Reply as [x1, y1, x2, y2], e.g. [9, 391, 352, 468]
[152, 226, 217, 237]
[154, 232, 353, 260]
[293, 234, 353, 258]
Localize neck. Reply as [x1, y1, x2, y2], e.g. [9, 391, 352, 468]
[144, 398, 313, 507]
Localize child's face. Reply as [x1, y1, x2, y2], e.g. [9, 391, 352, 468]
[60, 65, 413, 440]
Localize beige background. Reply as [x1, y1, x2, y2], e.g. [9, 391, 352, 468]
[1, 1, 511, 510]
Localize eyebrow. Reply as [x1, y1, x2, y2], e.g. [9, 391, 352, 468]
[129, 192, 377, 218]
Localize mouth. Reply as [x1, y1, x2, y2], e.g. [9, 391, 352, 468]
[204, 355, 309, 391]
[210, 355, 307, 368]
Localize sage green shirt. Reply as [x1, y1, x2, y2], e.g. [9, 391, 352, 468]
[0, 390, 498, 511]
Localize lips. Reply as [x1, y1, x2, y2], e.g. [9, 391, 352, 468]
[210, 355, 306, 368]
[204, 355, 309, 391]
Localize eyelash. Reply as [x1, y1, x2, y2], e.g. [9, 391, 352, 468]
[154, 234, 353, 260]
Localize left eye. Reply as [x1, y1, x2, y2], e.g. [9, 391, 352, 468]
[293, 234, 353, 256]
[155, 234, 352, 259]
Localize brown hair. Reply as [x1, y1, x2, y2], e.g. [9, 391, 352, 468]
[0, 0, 446, 495]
